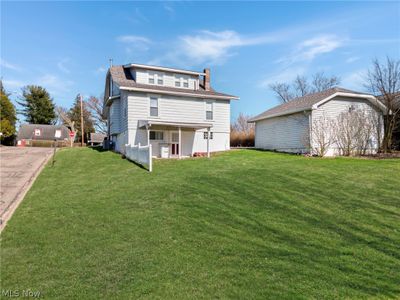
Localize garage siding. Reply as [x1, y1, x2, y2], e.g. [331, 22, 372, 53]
[255, 111, 310, 153]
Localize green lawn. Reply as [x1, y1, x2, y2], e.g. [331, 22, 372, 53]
[1, 148, 399, 299]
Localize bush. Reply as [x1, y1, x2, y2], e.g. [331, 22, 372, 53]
[230, 130, 255, 147]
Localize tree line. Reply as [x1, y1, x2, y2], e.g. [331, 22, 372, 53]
[0, 82, 106, 145]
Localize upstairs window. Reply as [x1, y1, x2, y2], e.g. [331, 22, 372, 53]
[205, 101, 213, 120]
[149, 72, 163, 85]
[174, 75, 189, 88]
[148, 73, 155, 84]
[183, 77, 189, 88]
[150, 97, 158, 117]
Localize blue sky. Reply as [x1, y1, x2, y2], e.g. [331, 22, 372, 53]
[1, 1, 399, 124]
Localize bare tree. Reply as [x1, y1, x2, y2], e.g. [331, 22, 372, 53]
[232, 113, 255, 134]
[310, 114, 334, 156]
[365, 57, 400, 152]
[332, 108, 378, 156]
[311, 72, 340, 93]
[230, 113, 255, 147]
[56, 106, 76, 145]
[86, 96, 107, 133]
[293, 75, 309, 97]
[270, 72, 340, 103]
[269, 83, 293, 103]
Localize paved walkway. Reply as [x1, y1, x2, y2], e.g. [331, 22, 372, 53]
[0, 146, 53, 231]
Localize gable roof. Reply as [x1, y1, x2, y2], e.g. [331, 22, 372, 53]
[106, 65, 238, 101]
[17, 124, 70, 141]
[249, 87, 377, 122]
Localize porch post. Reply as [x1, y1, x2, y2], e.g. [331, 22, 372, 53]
[207, 127, 210, 158]
[146, 125, 150, 146]
[178, 126, 182, 159]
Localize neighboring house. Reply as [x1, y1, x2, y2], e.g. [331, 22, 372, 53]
[249, 87, 386, 156]
[17, 124, 70, 146]
[103, 63, 239, 158]
[88, 132, 106, 146]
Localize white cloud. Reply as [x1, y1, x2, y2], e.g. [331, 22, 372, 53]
[342, 69, 367, 90]
[116, 35, 152, 52]
[95, 66, 107, 74]
[33, 74, 75, 96]
[163, 4, 175, 17]
[57, 58, 71, 74]
[278, 35, 345, 65]
[259, 66, 307, 88]
[174, 30, 276, 65]
[2, 79, 26, 91]
[0, 59, 22, 72]
[345, 56, 360, 63]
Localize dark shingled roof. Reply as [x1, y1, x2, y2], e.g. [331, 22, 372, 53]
[249, 87, 372, 122]
[17, 124, 70, 141]
[108, 65, 238, 99]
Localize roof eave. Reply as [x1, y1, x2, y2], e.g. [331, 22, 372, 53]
[249, 108, 312, 122]
[123, 63, 206, 76]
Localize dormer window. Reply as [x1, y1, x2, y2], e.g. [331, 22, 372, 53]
[174, 75, 189, 88]
[149, 74, 154, 84]
[148, 72, 163, 85]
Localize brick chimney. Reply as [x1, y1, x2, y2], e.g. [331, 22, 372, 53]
[203, 68, 210, 91]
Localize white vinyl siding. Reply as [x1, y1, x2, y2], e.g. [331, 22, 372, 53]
[109, 99, 121, 135]
[255, 112, 310, 153]
[133, 68, 198, 90]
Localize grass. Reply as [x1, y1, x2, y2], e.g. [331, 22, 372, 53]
[1, 148, 399, 299]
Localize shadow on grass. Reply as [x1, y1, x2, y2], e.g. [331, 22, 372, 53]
[88, 145, 149, 171]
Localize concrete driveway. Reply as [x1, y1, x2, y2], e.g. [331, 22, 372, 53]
[0, 146, 53, 231]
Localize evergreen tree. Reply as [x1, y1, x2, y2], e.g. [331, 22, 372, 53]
[67, 96, 95, 143]
[0, 81, 17, 145]
[18, 85, 56, 124]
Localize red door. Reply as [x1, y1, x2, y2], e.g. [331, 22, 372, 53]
[171, 132, 179, 156]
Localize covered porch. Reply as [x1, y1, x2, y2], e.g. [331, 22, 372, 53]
[138, 120, 213, 159]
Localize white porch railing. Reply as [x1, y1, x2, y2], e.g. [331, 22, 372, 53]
[125, 143, 153, 172]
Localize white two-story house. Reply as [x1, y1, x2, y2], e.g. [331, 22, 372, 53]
[103, 63, 239, 158]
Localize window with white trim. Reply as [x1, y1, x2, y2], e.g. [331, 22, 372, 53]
[183, 77, 189, 88]
[148, 73, 155, 84]
[149, 72, 164, 85]
[203, 132, 213, 139]
[149, 131, 164, 140]
[34, 129, 41, 136]
[150, 97, 159, 117]
[205, 101, 213, 120]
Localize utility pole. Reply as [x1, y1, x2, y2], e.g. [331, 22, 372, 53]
[80, 94, 85, 147]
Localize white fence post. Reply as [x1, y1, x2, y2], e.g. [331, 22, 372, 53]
[149, 144, 152, 172]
